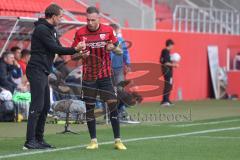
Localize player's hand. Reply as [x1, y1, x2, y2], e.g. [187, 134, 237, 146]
[75, 40, 87, 51]
[106, 40, 115, 51]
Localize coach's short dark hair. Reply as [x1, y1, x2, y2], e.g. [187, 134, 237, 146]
[10, 46, 21, 52]
[45, 4, 63, 18]
[166, 39, 174, 47]
[86, 6, 99, 14]
[109, 23, 120, 30]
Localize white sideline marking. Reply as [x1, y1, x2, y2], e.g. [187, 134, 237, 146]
[174, 119, 240, 127]
[191, 136, 240, 139]
[1, 126, 240, 159]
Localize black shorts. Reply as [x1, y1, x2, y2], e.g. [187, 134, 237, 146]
[82, 77, 117, 103]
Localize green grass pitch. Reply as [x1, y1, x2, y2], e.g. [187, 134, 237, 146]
[0, 100, 240, 160]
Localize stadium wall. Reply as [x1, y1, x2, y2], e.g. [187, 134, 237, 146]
[121, 29, 240, 101]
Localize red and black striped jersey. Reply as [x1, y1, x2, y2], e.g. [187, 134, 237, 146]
[72, 24, 118, 81]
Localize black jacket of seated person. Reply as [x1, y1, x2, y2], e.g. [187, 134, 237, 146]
[0, 59, 18, 93]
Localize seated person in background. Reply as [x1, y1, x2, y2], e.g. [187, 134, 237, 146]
[18, 49, 31, 75]
[11, 46, 22, 62]
[0, 52, 27, 93]
[9, 47, 23, 86]
[18, 49, 31, 86]
[0, 87, 15, 122]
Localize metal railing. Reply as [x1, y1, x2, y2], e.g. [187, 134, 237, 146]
[173, 5, 240, 35]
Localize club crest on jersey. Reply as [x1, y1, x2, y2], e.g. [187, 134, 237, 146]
[100, 34, 106, 40]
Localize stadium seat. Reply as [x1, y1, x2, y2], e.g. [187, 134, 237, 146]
[51, 0, 86, 13]
[5, 0, 16, 11]
[0, 1, 8, 11]
[0, 0, 114, 24]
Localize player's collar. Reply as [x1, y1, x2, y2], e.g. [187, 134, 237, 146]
[87, 24, 101, 32]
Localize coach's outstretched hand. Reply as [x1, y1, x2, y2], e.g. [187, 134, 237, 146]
[75, 40, 87, 52]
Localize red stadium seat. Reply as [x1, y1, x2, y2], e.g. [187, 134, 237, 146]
[0, 0, 114, 25]
[1, 0, 14, 11]
[0, 1, 8, 11]
[51, 0, 86, 13]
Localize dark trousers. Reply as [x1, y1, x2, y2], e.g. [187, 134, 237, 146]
[162, 73, 173, 103]
[26, 67, 50, 141]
